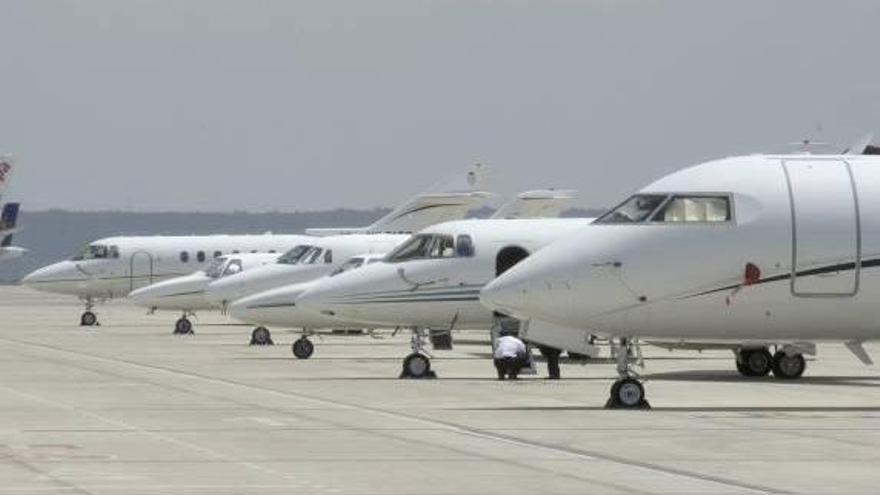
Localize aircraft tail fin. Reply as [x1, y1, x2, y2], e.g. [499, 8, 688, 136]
[490, 189, 576, 219]
[0, 156, 14, 203]
[305, 164, 494, 236]
[0, 202, 20, 245]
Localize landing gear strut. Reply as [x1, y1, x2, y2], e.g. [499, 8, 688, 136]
[250, 327, 273, 346]
[80, 298, 99, 326]
[400, 327, 436, 379]
[735, 347, 772, 377]
[173, 314, 194, 335]
[605, 337, 650, 409]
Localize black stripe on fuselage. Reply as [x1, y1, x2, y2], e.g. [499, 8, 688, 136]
[682, 257, 880, 299]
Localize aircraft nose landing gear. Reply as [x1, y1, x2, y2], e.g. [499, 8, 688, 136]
[249, 327, 273, 346]
[79, 297, 99, 326]
[80, 311, 98, 326]
[399, 327, 436, 379]
[173, 315, 194, 335]
[605, 338, 650, 409]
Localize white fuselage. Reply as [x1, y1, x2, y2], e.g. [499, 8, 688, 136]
[204, 234, 406, 307]
[22, 235, 310, 300]
[128, 252, 281, 311]
[481, 154, 880, 344]
[294, 219, 594, 329]
[228, 254, 388, 329]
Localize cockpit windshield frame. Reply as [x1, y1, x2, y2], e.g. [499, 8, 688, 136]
[385, 233, 462, 263]
[277, 245, 312, 265]
[71, 244, 113, 261]
[594, 193, 734, 225]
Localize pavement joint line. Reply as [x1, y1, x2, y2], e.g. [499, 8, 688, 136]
[0, 382, 282, 478]
[1, 345, 642, 494]
[0, 334, 788, 495]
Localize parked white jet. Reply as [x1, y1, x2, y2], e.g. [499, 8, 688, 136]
[130, 251, 281, 333]
[481, 153, 880, 408]
[291, 217, 595, 377]
[131, 234, 405, 335]
[22, 234, 309, 326]
[229, 253, 387, 353]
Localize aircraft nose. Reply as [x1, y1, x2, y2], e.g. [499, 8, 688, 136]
[480, 267, 535, 318]
[481, 249, 575, 322]
[21, 263, 82, 292]
[228, 287, 303, 326]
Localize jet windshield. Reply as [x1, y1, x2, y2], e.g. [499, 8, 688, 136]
[330, 257, 364, 276]
[385, 234, 458, 262]
[71, 244, 118, 260]
[299, 246, 332, 265]
[204, 257, 227, 278]
[277, 245, 312, 265]
[595, 194, 731, 224]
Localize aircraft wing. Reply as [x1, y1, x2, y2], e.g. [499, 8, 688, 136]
[490, 189, 576, 219]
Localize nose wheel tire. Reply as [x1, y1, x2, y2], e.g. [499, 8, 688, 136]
[771, 351, 805, 379]
[249, 327, 273, 346]
[606, 377, 649, 409]
[173, 317, 194, 335]
[400, 353, 436, 379]
[80, 311, 98, 327]
[736, 348, 772, 377]
[292, 337, 314, 359]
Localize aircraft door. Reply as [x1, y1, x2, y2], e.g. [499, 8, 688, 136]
[129, 251, 155, 292]
[784, 159, 860, 296]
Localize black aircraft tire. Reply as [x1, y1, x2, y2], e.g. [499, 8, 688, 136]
[771, 351, 806, 379]
[402, 353, 431, 378]
[80, 311, 98, 327]
[250, 327, 273, 346]
[292, 338, 315, 359]
[174, 318, 193, 335]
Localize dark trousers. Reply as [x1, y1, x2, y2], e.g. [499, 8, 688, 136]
[494, 356, 524, 380]
[539, 346, 562, 379]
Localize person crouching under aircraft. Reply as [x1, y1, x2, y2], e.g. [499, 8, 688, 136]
[493, 331, 528, 380]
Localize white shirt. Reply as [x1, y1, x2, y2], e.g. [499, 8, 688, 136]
[495, 335, 526, 359]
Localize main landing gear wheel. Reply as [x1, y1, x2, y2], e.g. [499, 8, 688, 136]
[173, 317, 193, 335]
[80, 311, 98, 327]
[606, 377, 649, 409]
[400, 352, 435, 379]
[292, 337, 314, 359]
[249, 327, 273, 346]
[737, 348, 772, 377]
[771, 351, 806, 379]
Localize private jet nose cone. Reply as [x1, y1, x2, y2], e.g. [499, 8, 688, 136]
[21, 262, 84, 293]
[294, 283, 340, 317]
[228, 287, 303, 326]
[481, 254, 568, 321]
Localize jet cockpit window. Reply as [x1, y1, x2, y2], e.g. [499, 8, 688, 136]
[71, 244, 110, 260]
[300, 247, 325, 265]
[455, 235, 475, 257]
[222, 259, 243, 276]
[594, 194, 668, 224]
[330, 257, 365, 276]
[277, 245, 312, 265]
[386, 234, 458, 262]
[652, 195, 731, 223]
[204, 257, 227, 278]
[109, 246, 120, 259]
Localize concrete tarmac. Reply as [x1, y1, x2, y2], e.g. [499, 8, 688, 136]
[1, 285, 879, 494]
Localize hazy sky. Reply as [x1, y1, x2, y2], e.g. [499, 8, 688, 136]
[2, 1, 879, 211]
